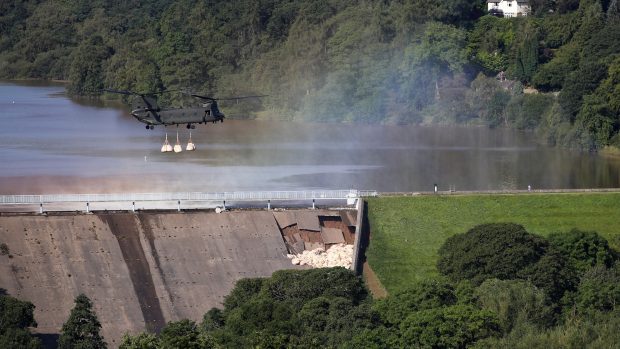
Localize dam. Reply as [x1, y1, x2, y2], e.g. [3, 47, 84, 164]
[0, 205, 361, 347]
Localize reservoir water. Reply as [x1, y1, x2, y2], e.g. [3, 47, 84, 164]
[1, 81, 619, 194]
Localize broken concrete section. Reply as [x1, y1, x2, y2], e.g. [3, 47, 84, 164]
[277, 209, 357, 255]
[321, 227, 345, 245]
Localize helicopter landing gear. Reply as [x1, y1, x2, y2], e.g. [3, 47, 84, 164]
[186, 123, 196, 129]
[146, 125, 154, 130]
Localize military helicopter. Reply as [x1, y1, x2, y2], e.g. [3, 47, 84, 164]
[103, 89, 265, 152]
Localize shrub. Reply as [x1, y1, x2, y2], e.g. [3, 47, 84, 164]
[547, 229, 618, 273]
[437, 223, 548, 285]
[399, 304, 500, 348]
[475, 279, 554, 332]
[373, 278, 457, 326]
[260, 267, 368, 309]
[0, 243, 8, 256]
[518, 248, 578, 303]
[574, 264, 620, 314]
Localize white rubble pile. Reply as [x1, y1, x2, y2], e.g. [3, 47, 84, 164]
[287, 243, 354, 269]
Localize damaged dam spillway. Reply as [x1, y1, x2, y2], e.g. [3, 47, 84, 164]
[0, 210, 344, 346]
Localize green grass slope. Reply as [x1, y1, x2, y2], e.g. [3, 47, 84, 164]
[366, 193, 620, 294]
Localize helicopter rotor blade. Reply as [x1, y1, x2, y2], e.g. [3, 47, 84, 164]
[103, 88, 185, 96]
[189, 94, 268, 101]
[215, 95, 269, 101]
[190, 94, 216, 101]
[148, 88, 185, 95]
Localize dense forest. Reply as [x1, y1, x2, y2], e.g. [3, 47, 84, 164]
[1, 0, 619, 150]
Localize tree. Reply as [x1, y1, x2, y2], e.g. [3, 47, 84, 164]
[547, 229, 617, 272]
[295, 296, 378, 347]
[158, 320, 215, 349]
[119, 333, 157, 349]
[200, 308, 224, 332]
[344, 326, 402, 349]
[373, 278, 457, 326]
[573, 264, 620, 314]
[0, 294, 37, 331]
[558, 62, 607, 122]
[67, 37, 111, 96]
[402, 21, 468, 76]
[222, 277, 264, 312]
[437, 223, 548, 285]
[475, 279, 553, 332]
[399, 304, 500, 348]
[58, 294, 106, 349]
[202, 268, 372, 348]
[513, 22, 540, 84]
[0, 294, 41, 349]
[518, 248, 578, 303]
[0, 327, 42, 349]
[261, 267, 368, 309]
[532, 43, 580, 91]
[468, 16, 515, 73]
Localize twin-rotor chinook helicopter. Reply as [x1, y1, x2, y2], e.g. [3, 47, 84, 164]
[104, 89, 265, 152]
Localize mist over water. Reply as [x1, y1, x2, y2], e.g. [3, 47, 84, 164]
[0, 81, 619, 194]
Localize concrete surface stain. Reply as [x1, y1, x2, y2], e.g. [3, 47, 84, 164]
[137, 214, 176, 310]
[99, 213, 166, 333]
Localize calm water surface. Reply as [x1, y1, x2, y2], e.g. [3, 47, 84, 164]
[1, 81, 619, 194]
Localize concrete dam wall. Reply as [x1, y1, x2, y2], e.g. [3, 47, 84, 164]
[0, 210, 306, 347]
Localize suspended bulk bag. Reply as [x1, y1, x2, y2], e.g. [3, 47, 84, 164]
[162, 133, 172, 152]
[186, 131, 196, 151]
[174, 131, 183, 152]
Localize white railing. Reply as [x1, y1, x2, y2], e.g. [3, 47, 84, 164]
[0, 190, 378, 205]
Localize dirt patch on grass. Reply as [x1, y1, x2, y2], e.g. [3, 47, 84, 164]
[363, 261, 388, 299]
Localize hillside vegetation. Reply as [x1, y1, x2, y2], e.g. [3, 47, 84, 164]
[1, 0, 619, 150]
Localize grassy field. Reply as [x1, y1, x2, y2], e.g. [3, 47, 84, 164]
[366, 193, 620, 294]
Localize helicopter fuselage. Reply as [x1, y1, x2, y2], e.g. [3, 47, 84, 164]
[131, 103, 225, 128]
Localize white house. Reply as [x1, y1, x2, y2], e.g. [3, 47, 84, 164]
[487, 0, 530, 17]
